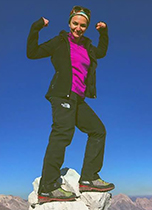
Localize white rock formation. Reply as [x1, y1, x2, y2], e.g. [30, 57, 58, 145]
[28, 168, 112, 210]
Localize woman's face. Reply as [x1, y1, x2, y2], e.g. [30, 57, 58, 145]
[69, 15, 88, 41]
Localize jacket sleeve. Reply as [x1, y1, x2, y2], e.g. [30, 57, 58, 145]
[93, 26, 109, 59]
[26, 18, 60, 59]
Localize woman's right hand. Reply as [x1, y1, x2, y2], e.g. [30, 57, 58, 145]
[42, 17, 49, 27]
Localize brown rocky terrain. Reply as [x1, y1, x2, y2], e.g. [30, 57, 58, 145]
[0, 195, 29, 210]
[109, 194, 152, 210]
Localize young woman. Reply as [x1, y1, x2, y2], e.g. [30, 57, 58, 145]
[27, 5, 115, 203]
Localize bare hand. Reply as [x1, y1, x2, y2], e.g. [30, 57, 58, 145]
[96, 22, 107, 30]
[42, 17, 49, 27]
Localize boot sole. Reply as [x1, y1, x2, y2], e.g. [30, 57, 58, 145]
[79, 184, 115, 192]
[38, 195, 76, 203]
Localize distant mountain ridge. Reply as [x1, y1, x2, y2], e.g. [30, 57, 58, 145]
[0, 193, 152, 210]
[0, 195, 29, 210]
[109, 194, 152, 210]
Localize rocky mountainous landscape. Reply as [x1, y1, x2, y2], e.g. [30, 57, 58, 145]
[1, 169, 151, 210]
[0, 195, 29, 210]
[0, 193, 152, 210]
[109, 194, 152, 210]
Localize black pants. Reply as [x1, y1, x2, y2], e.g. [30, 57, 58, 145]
[39, 92, 106, 192]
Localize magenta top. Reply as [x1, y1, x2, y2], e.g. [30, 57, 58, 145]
[68, 32, 90, 98]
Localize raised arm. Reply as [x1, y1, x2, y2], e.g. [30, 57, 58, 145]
[27, 17, 59, 59]
[93, 21, 109, 59]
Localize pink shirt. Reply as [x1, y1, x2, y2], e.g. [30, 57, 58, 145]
[68, 33, 90, 98]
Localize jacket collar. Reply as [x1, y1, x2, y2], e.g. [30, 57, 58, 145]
[59, 30, 92, 49]
[59, 30, 96, 64]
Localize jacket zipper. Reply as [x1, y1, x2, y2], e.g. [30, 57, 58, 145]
[62, 34, 72, 97]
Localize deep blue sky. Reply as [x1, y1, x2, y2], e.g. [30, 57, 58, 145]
[0, 0, 152, 199]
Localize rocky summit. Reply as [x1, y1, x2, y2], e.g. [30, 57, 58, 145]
[28, 168, 112, 210]
[1, 168, 151, 210]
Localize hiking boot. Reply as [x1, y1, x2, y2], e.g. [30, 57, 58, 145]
[79, 178, 115, 193]
[38, 187, 76, 203]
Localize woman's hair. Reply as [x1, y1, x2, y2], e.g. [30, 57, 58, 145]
[69, 5, 91, 27]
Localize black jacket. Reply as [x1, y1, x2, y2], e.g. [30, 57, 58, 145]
[27, 18, 109, 100]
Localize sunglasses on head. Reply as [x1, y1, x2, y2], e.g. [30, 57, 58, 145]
[70, 6, 91, 17]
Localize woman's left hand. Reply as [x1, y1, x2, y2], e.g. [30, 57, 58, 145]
[96, 22, 107, 30]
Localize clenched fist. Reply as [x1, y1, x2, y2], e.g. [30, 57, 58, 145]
[42, 17, 49, 27]
[95, 21, 107, 30]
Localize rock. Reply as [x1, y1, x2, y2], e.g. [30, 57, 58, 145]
[28, 168, 112, 210]
[80, 192, 111, 210]
[60, 168, 81, 197]
[29, 200, 88, 210]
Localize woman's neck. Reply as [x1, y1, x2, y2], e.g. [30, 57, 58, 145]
[68, 32, 83, 44]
